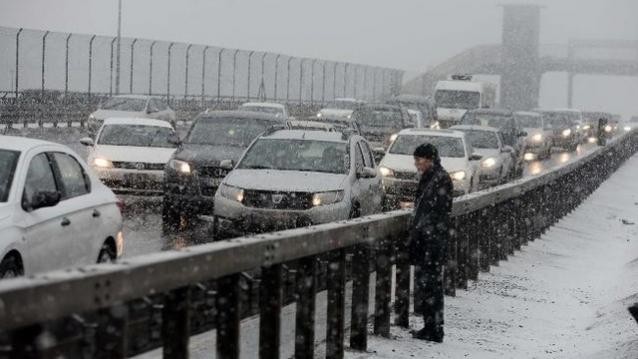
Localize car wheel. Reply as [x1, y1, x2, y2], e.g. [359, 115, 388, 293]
[349, 204, 361, 219]
[162, 198, 181, 234]
[97, 243, 116, 264]
[0, 255, 23, 279]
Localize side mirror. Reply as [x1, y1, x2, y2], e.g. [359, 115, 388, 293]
[220, 159, 234, 170]
[357, 167, 377, 179]
[25, 191, 61, 212]
[80, 137, 94, 146]
[469, 154, 483, 161]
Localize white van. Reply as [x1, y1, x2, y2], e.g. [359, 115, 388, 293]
[434, 75, 497, 128]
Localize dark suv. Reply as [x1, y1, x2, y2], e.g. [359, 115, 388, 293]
[352, 104, 410, 161]
[162, 111, 287, 232]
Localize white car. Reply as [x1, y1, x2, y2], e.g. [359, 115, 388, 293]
[88, 95, 176, 133]
[451, 125, 515, 189]
[379, 129, 481, 209]
[0, 136, 123, 278]
[81, 118, 179, 195]
[240, 102, 290, 119]
[214, 129, 383, 237]
[514, 111, 552, 160]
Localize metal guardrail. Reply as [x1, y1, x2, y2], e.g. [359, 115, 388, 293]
[0, 130, 636, 358]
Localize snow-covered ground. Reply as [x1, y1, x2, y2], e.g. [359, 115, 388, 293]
[349, 154, 638, 359]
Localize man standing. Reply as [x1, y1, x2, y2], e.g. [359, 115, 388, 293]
[408, 143, 453, 342]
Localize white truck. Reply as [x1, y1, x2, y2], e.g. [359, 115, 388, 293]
[434, 75, 497, 129]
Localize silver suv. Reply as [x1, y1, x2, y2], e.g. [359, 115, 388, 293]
[213, 129, 384, 238]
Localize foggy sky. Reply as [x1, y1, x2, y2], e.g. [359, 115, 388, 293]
[1, 0, 637, 116]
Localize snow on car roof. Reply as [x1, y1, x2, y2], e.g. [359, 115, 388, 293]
[102, 117, 173, 128]
[1, 135, 69, 152]
[198, 110, 285, 121]
[451, 125, 501, 133]
[241, 102, 286, 109]
[262, 130, 346, 142]
[398, 128, 465, 138]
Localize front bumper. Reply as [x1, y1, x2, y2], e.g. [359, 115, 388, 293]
[214, 195, 350, 236]
[94, 167, 164, 195]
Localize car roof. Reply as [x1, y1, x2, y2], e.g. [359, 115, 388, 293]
[102, 117, 173, 128]
[1, 135, 68, 152]
[197, 110, 285, 121]
[241, 102, 285, 109]
[397, 128, 465, 138]
[261, 129, 347, 142]
[451, 125, 500, 132]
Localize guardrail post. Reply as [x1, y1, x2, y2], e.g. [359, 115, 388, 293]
[456, 216, 469, 289]
[326, 249, 347, 359]
[216, 274, 241, 359]
[162, 286, 191, 359]
[95, 304, 129, 359]
[9, 324, 42, 357]
[488, 206, 501, 266]
[350, 244, 371, 351]
[295, 256, 317, 359]
[445, 225, 458, 296]
[478, 209, 491, 272]
[467, 212, 480, 280]
[394, 231, 411, 328]
[374, 235, 392, 337]
[259, 264, 283, 359]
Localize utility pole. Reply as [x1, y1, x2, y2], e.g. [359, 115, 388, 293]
[115, 0, 122, 95]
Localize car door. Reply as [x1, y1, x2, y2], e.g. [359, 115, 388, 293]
[360, 141, 383, 213]
[18, 152, 72, 274]
[50, 152, 100, 265]
[350, 141, 368, 216]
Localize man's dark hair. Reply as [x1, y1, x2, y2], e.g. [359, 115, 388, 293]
[414, 143, 438, 160]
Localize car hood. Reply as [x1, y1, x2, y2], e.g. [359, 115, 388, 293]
[437, 108, 467, 121]
[92, 145, 176, 164]
[225, 169, 347, 192]
[172, 144, 246, 166]
[91, 109, 145, 120]
[380, 153, 468, 173]
[474, 148, 500, 158]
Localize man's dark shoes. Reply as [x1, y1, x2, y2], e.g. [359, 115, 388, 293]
[410, 328, 443, 343]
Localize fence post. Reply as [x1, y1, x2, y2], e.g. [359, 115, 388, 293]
[41, 31, 50, 98]
[363, 67, 369, 101]
[95, 304, 129, 359]
[109, 37, 116, 96]
[350, 243, 371, 351]
[247, 50, 255, 100]
[129, 38, 138, 94]
[64, 33, 72, 96]
[15, 28, 23, 101]
[201, 46, 210, 107]
[149, 41, 157, 95]
[217, 48, 224, 102]
[310, 59, 317, 104]
[185, 44, 193, 99]
[162, 286, 191, 359]
[167, 42, 175, 104]
[343, 63, 349, 98]
[286, 57, 293, 103]
[353, 65, 358, 99]
[395, 230, 411, 328]
[216, 274, 241, 359]
[374, 235, 392, 337]
[273, 54, 281, 101]
[88, 35, 97, 98]
[295, 256, 317, 359]
[322, 61, 327, 104]
[259, 264, 283, 359]
[298, 58, 305, 103]
[326, 250, 347, 359]
[372, 68, 378, 101]
[333, 62, 338, 100]
[232, 49, 240, 102]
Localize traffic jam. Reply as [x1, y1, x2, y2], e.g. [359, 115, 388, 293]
[0, 75, 629, 278]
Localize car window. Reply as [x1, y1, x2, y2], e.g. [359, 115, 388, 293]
[354, 143, 365, 172]
[0, 150, 20, 203]
[52, 153, 90, 199]
[360, 141, 375, 168]
[23, 153, 58, 208]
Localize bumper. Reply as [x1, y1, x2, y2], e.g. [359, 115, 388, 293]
[94, 167, 164, 195]
[214, 195, 350, 236]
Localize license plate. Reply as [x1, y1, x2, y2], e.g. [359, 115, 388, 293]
[207, 178, 221, 187]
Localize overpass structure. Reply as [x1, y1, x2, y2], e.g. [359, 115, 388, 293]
[403, 4, 638, 111]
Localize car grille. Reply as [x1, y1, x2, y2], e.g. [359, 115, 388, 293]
[197, 166, 230, 178]
[111, 162, 165, 170]
[394, 171, 418, 181]
[243, 191, 313, 210]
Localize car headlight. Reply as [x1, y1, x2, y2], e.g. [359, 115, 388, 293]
[219, 184, 244, 203]
[168, 159, 192, 174]
[88, 114, 96, 121]
[450, 170, 466, 181]
[379, 166, 395, 177]
[624, 125, 631, 132]
[316, 113, 322, 118]
[583, 125, 591, 131]
[481, 157, 498, 168]
[604, 125, 612, 133]
[93, 158, 112, 168]
[311, 190, 344, 207]
[389, 133, 398, 142]
[532, 133, 543, 142]
[562, 129, 572, 137]
[524, 153, 536, 161]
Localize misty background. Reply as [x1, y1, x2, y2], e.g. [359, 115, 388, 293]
[1, 0, 637, 117]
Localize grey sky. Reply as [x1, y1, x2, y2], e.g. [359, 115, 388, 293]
[1, 0, 637, 115]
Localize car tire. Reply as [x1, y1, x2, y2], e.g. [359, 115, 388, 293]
[97, 243, 116, 264]
[349, 204, 361, 219]
[162, 198, 181, 234]
[0, 254, 23, 279]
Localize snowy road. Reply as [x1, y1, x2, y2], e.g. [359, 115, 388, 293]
[348, 152, 638, 358]
[3, 127, 602, 258]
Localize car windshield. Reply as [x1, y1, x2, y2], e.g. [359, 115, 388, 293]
[358, 109, 403, 128]
[98, 124, 175, 147]
[462, 113, 511, 128]
[515, 114, 543, 128]
[100, 97, 147, 111]
[0, 150, 20, 202]
[435, 90, 480, 109]
[389, 135, 465, 158]
[461, 130, 499, 149]
[241, 105, 284, 117]
[187, 117, 278, 147]
[543, 112, 576, 129]
[238, 139, 348, 174]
